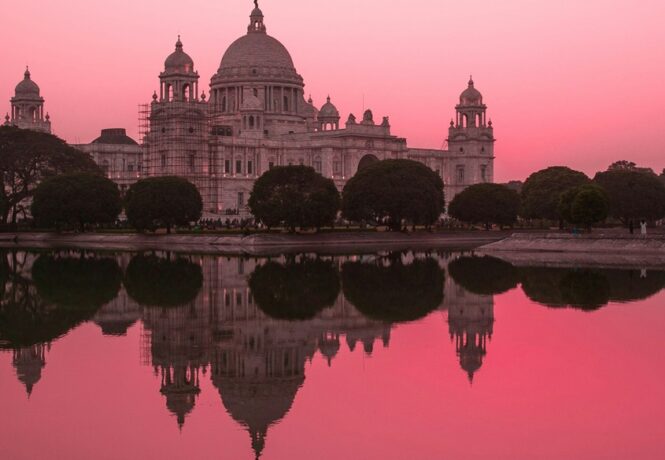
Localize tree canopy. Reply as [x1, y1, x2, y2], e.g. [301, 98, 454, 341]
[125, 176, 203, 233]
[593, 169, 665, 223]
[341, 159, 444, 230]
[520, 267, 611, 311]
[448, 256, 519, 295]
[31, 173, 121, 231]
[124, 254, 203, 307]
[249, 166, 340, 230]
[520, 166, 590, 221]
[448, 183, 520, 228]
[249, 257, 340, 320]
[0, 126, 101, 225]
[341, 256, 444, 323]
[558, 184, 609, 228]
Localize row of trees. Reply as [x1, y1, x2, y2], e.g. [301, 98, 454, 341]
[32, 174, 203, 233]
[447, 163, 665, 229]
[249, 160, 445, 231]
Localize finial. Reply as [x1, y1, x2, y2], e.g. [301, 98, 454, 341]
[152, 91, 158, 101]
[45, 112, 50, 120]
[201, 91, 207, 101]
[24, 66, 31, 78]
[327, 95, 331, 102]
[469, 75, 474, 86]
[254, 0, 259, 8]
[176, 35, 183, 49]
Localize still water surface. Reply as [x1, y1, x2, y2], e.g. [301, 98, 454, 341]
[0, 250, 664, 459]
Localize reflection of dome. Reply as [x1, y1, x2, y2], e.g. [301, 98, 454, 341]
[216, 377, 303, 458]
[460, 77, 483, 106]
[163, 388, 199, 428]
[15, 68, 40, 97]
[318, 334, 341, 366]
[164, 37, 195, 74]
[12, 345, 47, 397]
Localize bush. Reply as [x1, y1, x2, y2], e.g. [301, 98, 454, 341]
[342, 159, 444, 230]
[125, 176, 202, 233]
[249, 166, 340, 231]
[31, 173, 121, 231]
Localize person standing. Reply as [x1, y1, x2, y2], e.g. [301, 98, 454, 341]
[640, 220, 647, 238]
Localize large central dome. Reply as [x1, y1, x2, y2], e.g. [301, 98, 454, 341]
[213, 3, 302, 86]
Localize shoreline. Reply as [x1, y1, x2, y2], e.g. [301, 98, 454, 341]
[0, 231, 510, 255]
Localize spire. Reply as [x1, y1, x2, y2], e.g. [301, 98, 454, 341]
[175, 35, 183, 50]
[468, 75, 474, 87]
[249, 0, 266, 33]
[24, 66, 31, 80]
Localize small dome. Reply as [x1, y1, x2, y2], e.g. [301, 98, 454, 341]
[460, 77, 483, 106]
[164, 36, 195, 73]
[318, 96, 339, 119]
[15, 68, 40, 97]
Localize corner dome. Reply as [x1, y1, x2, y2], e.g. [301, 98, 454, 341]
[318, 96, 340, 119]
[460, 77, 483, 106]
[164, 37, 195, 74]
[15, 68, 40, 97]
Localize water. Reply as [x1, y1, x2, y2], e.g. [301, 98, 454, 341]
[1, 249, 664, 459]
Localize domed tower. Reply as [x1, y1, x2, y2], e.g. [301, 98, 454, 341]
[209, 1, 308, 137]
[318, 96, 340, 131]
[160, 36, 199, 103]
[7, 68, 51, 133]
[446, 77, 495, 197]
[143, 36, 210, 210]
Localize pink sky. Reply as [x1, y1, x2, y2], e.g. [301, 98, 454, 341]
[2, 0, 664, 182]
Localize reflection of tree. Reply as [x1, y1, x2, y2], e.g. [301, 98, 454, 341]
[0, 253, 121, 348]
[124, 254, 203, 307]
[521, 266, 665, 311]
[448, 256, 519, 295]
[33, 254, 122, 309]
[249, 258, 340, 320]
[342, 257, 444, 322]
[605, 269, 665, 302]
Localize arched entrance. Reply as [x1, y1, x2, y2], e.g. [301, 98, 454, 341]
[357, 154, 379, 172]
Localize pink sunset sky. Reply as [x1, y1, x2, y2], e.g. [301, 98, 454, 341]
[2, 0, 664, 182]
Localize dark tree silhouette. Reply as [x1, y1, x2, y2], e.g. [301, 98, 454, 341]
[520, 166, 590, 222]
[593, 169, 665, 223]
[31, 173, 121, 231]
[124, 254, 203, 307]
[125, 176, 203, 233]
[249, 258, 340, 320]
[342, 256, 444, 322]
[558, 184, 609, 229]
[342, 159, 444, 230]
[249, 166, 340, 231]
[448, 183, 520, 228]
[0, 126, 101, 225]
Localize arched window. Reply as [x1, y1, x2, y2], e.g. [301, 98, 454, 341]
[183, 84, 190, 101]
[249, 116, 255, 129]
[167, 85, 173, 102]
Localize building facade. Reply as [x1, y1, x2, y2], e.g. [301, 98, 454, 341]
[141, 2, 495, 215]
[5, 2, 495, 217]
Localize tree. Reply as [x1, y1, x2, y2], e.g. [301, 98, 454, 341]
[607, 160, 654, 175]
[520, 166, 590, 222]
[249, 258, 340, 320]
[249, 166, 340, 231]
[593, 169, 665, 223]
[342, 159, 444, 231]
[125, 176, 202, 233]
[124, 254, 203, 307]
[448, 256, 519, 295]
[0, 126, 101, 225]
[520, 267, 610, 311]
[558, 184, 609, 229]
[341, 256, 444, 323]
[448, 183, 520, 228]
[31, 173, 121, 232]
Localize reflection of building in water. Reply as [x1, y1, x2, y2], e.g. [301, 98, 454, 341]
[92, 289, 142, 336]
[12, 344, 49, 397]
[443, 266, 494, 382]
